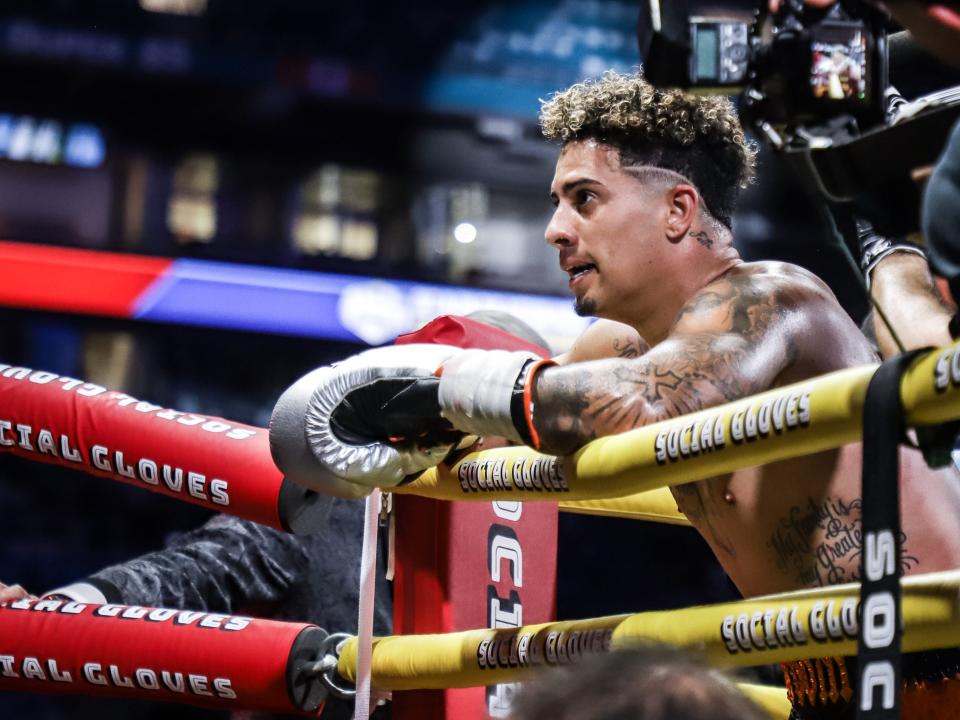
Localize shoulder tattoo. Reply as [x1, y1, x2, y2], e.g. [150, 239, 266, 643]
[532, 273, 796, 454]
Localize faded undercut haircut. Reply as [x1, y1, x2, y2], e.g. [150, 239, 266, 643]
[540, 71, 757, 228]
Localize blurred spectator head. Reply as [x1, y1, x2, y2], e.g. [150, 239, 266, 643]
[508, 644, 767, 720]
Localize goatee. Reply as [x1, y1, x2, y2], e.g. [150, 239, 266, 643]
[574, 296, 596, 317]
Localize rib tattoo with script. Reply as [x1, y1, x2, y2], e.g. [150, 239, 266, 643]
[768, 496, 918, 587]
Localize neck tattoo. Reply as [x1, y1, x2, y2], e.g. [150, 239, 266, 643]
[689, 230, 713, 249]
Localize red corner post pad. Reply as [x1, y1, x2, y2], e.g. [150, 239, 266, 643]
[393, 315, 559, 720]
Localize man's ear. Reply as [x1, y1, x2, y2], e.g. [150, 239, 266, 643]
[664, 184, 699, 243]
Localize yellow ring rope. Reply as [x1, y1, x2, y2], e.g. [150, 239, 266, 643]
[352, 346, 960, 714]
[392, 342, 960, 501]
[559, 489, 689, 524]
[337, 570, 960, 690]
[740, 683, 791, 719]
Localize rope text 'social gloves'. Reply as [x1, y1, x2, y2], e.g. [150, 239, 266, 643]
[270, 344, 469, 492]
[438, 349, 556, 450]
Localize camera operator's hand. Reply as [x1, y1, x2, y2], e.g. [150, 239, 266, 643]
[856, 220, 955, 356]
[884, 1, 960, 67]
[858, 219, 927, 290]
[869, 251, 955, 356]
[769, 0, 834, 11]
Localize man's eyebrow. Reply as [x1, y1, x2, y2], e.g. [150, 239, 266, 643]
[550, 177, 602, 199]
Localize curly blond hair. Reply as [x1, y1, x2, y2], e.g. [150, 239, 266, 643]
[540, 71, 756, 227]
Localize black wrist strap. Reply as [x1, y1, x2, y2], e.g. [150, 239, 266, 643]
[510, 359, 538, 447]
[949, 312, 960, 341]
[856, 350, 924, 719]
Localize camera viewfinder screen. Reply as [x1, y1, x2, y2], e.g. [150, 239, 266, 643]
[810, 24, 869, 103]
[694, 26, 719, 82]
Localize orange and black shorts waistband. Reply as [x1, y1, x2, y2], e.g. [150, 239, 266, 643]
[783, 648, 960, 720]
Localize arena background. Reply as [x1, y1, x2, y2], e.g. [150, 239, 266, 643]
[0, 1, 949, 717]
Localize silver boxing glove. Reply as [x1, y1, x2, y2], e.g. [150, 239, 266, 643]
[270, 344, 465, 492]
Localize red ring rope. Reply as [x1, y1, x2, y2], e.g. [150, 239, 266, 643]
[0, 598, 326, 714]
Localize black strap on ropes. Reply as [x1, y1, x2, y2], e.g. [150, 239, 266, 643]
[856, 350, 925, 719]
[949, 312, 960, 342]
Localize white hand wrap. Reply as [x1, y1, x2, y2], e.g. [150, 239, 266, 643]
[438, 349, 539, 442]
[271, 344, 461, 492]
[43, 582, 108, 604]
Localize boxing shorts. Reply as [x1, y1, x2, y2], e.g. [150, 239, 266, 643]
[784, 649, 960, 720]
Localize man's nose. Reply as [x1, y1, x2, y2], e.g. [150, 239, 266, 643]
[545, 207, 576, 248]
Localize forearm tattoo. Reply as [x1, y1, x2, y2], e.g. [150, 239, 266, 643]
[532, 274, 794, 455]
[768, 496, 918, 587]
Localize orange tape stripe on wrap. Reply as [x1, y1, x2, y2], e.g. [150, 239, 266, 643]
[0, 365, 286, 529]
[0, 600, 322, 715]
[523, 358, 557, 451]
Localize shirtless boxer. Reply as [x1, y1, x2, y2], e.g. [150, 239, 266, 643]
[273, 72, 960, 719]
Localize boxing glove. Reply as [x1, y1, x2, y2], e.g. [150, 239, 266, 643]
[271, 344, 465, 491]
[271, 344, 552, 492]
